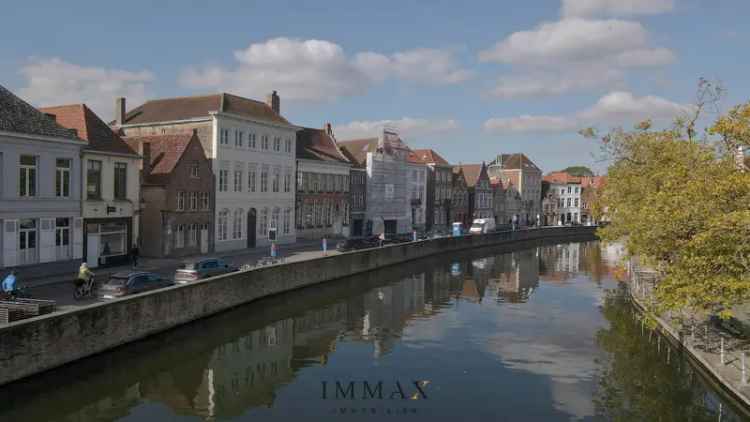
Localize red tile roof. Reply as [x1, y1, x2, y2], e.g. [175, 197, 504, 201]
[410, 149, 450, 166]
[296, 127, 350, 164]
[124, 133, 199, 184]
[120, 92, 291, 126]
[454, 163, 488, 187]
[39, 104, 137, 156]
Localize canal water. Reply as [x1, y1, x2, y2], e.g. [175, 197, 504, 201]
[0, 240, 746, 421]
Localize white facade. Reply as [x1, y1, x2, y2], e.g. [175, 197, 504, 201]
[552, 182, 583, 224]
[210, 113, 297, 251]
[0, 131, 84, 268]
[407, 162, 428, 229]
[81, 151, 141, 267]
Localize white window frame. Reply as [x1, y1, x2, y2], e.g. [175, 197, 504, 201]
[55, 158, 71, 198]
[177, 191, 186, 211]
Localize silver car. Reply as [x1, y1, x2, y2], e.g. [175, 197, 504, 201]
[99, 271, 173, 299]
[174, 258, 238, 284]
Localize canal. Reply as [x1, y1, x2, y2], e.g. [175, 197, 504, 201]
[0, 240, 746, 421]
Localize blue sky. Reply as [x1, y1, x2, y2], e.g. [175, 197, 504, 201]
[2, 0, 749, 173]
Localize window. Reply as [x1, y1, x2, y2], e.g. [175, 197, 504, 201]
[177, 191, 186, 210]
[248, 164, 257, 192]
[18, 155, 37, 197]
[189, 224, 198, 246]
[55, 158, 71, 198]
[87, 160, 102, 199]
[219, 169, 229, 192]
[575, 187, 579, 194]
[283, 208, 291, 234]
[297, 170, 304, 191]
[176, 224, 185, 248]
[200, 192, 210, 210]
[284, 169, 291, 192]
[312, 174, 319, 192]
[218, 209, 229, 240]
[114, 162, 127, 199]
[233, 209, 243, 239]
[248, 132, 256, 148]
[567, 198, 571, 207]
[567, 186, 572, 194]
[190, 161, 200, 178]
[220, 129, 230, 145]
[272, 167, 280, 192]
[55, 218, 70, 248]
[261, 165, 269, 192]
[273, 137, 281, 152]
[234, 165, 243, 192]
[190, 192, 198, 210]
[343, 175, 349, 192]
[258, 208, 268, 236]
[261, 135, 269, 150]
[285, 139, 292, 153]
[271, 207, 280, 231]
[574, 198, 579, 207]
[235, 130, 243, 147]
[19, 219, 37, 255]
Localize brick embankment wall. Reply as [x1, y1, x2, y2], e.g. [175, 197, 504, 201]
[0, 226, 596, 386]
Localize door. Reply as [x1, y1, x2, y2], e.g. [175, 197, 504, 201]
[55, 218, 72, 261]
[353, 219, 363, 237]
[384, 220, 397, 236]
[18, 219, 37, 266]
[87, 233, 100, 268]
[247, 209, 256, 248]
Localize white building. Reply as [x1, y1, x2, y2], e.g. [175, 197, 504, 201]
[115, 92, 299, 251]
[339, 129, 413, 236]
[41, 104, 141, 268]
[406, 158, 428, 231]
[0, 85, 84, 268]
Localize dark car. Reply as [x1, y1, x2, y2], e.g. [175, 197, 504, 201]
[99, 271, 173, 299]
[336, 236, 379, 252]
[174, 258, 238, 284]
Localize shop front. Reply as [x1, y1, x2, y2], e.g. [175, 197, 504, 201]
[84, 217, 132, 268]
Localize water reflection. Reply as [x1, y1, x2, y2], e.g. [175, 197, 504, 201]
[0, 241, 746, 421]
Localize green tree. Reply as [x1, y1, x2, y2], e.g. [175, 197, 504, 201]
[583, 83, 750, 318]
[561, 165, 594, 177]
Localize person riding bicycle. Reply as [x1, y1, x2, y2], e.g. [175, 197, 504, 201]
[2, 270, 18, 298]
[75, 262, 94, 288]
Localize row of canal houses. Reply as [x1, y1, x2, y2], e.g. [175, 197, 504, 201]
[0, 85, 543, 270]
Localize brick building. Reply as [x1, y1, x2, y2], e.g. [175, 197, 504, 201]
[125, 131, 214, 257]
[488, 154, 542, 225]
[410, 149, 452, 231]
[451, 167, 470, 226]
[295, 125, 352, 240]
[455, 163, 493, 220]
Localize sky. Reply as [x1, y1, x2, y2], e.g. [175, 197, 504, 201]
[2, 0, 750, 174]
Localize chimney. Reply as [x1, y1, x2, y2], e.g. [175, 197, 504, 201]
[325, 122, 334, 137]
[266, 90, 280, 114]
[142, 142, 151, 177]
[115, 97, 126, 126]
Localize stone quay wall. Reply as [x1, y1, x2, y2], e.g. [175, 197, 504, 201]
[0, 226, 597, 386]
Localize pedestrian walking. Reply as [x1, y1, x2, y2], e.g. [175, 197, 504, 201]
[130, 244, 139, 269]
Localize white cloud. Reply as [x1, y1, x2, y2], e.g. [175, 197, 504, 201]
[479, 18, 668, 67]
[334, 117, 459, 140]
[19, 57, 154, 119]
[483, 91, 691, 134]
[180, 38, 471, 102]
[480, 11, 675, 99]
[562, 0, 674, 18]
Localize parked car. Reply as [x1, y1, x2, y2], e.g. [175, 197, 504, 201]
[174, 258, 238, 283]
[99, 271, 173, 299]
[336, 236, 379, 252]
[469, 218, 496, 235]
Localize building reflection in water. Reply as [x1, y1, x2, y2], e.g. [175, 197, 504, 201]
[1, 241, 744, 422]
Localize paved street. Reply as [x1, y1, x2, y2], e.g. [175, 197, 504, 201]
[22, 240, 341, 309]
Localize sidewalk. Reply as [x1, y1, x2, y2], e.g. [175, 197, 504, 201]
[17, 237, 340, 290]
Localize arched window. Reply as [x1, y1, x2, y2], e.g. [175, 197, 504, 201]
[218, 209, 229, 241]
[233, 209, 243, 239]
